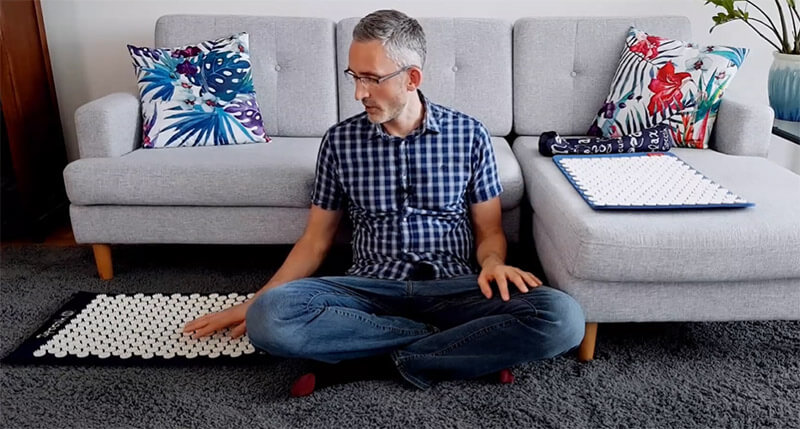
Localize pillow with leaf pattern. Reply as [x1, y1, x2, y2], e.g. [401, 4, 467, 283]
[127, 33, 269, 148]
[587, 27, 747, 149]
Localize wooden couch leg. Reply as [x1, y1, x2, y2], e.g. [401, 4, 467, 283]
[92, 244, 113, 280]
[578, 322, 598, 362]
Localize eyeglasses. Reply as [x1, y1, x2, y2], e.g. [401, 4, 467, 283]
[343, 65, 414, 87]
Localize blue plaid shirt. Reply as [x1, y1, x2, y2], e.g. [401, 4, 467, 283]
[311, 92, 503, 280]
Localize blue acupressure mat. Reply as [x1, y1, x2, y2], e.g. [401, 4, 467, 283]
[553, 152, 753, 210]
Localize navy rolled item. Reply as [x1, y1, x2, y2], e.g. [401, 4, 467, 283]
[538, 123, 675, 156]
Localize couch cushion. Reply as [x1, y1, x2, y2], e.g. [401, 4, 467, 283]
[513, 16, 690, 136]
[65, 137, 522, 210]
[155, 15, 337, 137]
[337, 17, 512, 136]
[64, 137, 321, 207]
[514, 137, 800, 282]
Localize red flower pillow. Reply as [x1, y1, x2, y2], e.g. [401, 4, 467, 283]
[587, 27, 747, 149]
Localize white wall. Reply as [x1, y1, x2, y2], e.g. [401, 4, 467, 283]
[41, 0, 797, 171]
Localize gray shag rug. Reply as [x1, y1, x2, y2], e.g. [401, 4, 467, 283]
[1, 244, 798, 429]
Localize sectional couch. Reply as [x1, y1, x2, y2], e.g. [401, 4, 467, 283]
[63, 14, 800, 360]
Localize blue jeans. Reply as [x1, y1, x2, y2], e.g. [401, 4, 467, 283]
[245, 275, 585, 389]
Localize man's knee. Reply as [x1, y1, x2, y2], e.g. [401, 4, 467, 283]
[548, 290, 586, 350]
[518, 287, 585, 354]
[245, 282, 314, 358]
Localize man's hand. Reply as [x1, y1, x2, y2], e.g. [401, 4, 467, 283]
[478, 261, 543, 301]
[182, 301, 251, 339]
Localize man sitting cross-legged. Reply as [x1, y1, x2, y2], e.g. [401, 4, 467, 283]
[184, 9, 585, 396]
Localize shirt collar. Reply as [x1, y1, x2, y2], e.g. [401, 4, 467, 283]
[370, 90, 442, 140]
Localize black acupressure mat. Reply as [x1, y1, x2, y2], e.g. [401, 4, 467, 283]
[2, 291, 265, 366]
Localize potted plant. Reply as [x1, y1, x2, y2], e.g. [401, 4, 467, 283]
[704, 0, 800, 121]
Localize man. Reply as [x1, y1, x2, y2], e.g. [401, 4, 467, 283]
[184, 9, 585, 395]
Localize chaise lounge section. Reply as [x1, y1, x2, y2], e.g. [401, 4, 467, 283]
[511, 16, 800, 360]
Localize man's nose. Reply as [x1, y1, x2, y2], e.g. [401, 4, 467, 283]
[354, 81, 369, 101]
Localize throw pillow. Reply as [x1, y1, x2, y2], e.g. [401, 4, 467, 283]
[127, 33, 269, 148]
[587, 27, 747, 149]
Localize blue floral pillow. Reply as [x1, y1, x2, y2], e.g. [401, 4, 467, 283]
[128, 33, 269, 148]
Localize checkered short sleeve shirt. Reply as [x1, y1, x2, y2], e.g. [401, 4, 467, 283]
[311, 92, 503, 280]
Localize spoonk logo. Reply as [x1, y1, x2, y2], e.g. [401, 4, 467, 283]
[35, 310, 76, 339]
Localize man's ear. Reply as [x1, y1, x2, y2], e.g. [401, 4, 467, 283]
[407, 66, 423, 91]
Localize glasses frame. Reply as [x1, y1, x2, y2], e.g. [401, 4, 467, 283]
[343, 65, 415, 87]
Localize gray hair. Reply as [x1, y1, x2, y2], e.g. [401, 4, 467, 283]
[352, 10, 426, 69]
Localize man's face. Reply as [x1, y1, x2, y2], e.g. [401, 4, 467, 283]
[348, 40, 410, 124]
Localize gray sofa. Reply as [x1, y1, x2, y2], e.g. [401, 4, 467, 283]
[63, 15, 800, 360]
[64, 15, 523, 278]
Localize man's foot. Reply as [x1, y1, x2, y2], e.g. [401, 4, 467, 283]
[498, 368, 514, 384]
[290, 355, 398, 397]
[290, 363, 516, 396]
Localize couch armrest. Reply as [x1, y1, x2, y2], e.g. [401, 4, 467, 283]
[75, 92, 142, 158]
[711, 98, 774, 157]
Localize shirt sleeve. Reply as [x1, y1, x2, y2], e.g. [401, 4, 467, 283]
[310, 131, 345, 210]
[466, 123, 504, 204]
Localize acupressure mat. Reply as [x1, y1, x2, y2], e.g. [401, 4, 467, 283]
[2, 291, 266, 365]
[553, 152, 753, 210]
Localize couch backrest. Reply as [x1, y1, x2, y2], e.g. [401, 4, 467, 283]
[155, 15, 338, 137]
[513, 16, 691, 136]
[337, 17, 513, 136]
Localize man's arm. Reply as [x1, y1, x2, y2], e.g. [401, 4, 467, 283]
[183, 204, 343, 337]
[256, 204, 344, 295]
[471, 197, 507, 272]
[470, 197, 541, 301]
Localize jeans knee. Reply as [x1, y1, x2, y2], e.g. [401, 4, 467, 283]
[549, 291, 586, 350]
[245, 286, 308, 357]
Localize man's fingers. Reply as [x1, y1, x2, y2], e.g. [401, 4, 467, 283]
[496, 276, 510, 301]
[183, 319, 207, 333]
[523, 272, 543, 287]
[231, 321, 247, 339]
[189, 316, 225, 338]
[194, 321, 227, 338]
[508, 272, 529, 293]
[184, 310, 222, 330]
[478, 275, 493, 299]
[515, 270, 540, 288]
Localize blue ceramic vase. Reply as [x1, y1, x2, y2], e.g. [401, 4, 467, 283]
[768, 52, 800, 122]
